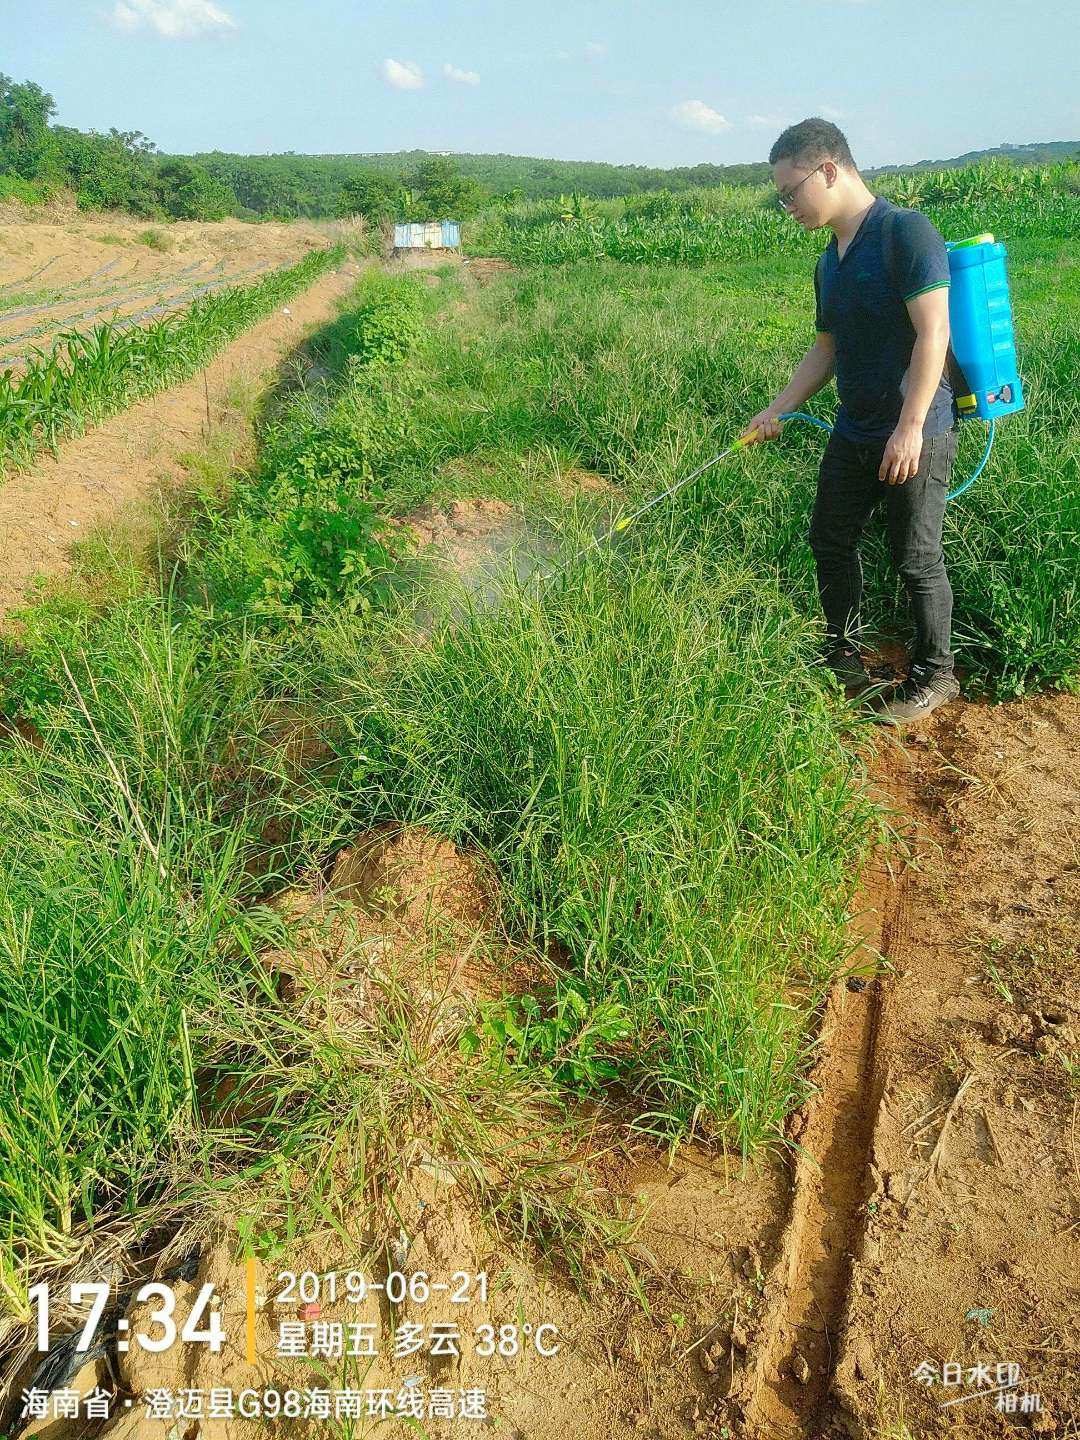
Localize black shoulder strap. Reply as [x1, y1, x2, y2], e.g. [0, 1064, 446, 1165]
[883, 206, 901, 298]
[885, 203, 967, 402]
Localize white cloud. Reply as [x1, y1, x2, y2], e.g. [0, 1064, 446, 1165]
[818, 103, 845, 120]
[381, 58, 424, 90]
[442, 62, 480, 85]
[747, 113, 785, 129]
[670, 100, 731, 135]
[110, 0, 236, 39]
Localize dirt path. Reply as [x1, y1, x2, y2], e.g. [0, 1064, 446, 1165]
[732, 695, 1079, 1439]
[0, 259, 363, 625]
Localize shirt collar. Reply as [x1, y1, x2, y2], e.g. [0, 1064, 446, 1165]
[829, 194, 886, 258]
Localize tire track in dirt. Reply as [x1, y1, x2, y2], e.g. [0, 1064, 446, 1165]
[827, 703, 1079, 1438]
[728, 694, 1079, 1439]
[725, 743, 920, 1440]
[733, 902, 895, 1435]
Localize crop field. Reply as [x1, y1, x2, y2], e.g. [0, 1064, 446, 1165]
[0, 248, 346, 471]
[0, 221, 340, 363]
[0, 220, 359, 472]
[0, 170, 1077, 1439]
[467, 163, 1080, 264]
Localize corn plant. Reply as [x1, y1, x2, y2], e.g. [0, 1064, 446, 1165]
[0, 247, 343, 475]
[467, 166, 1080, 267]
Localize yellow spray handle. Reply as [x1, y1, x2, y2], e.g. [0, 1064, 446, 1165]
[604, 423, 762, 539]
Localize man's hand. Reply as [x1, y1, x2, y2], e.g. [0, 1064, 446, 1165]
[879, 420, 924, 485]
[741, 408, 784, 445]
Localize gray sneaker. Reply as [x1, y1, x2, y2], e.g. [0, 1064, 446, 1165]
[875, 664, 960, 723]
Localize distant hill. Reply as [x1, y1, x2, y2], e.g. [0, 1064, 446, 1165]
[190, 141, 1077, 210]
[323, 140, 1080, 193]
[188, 142, 1079, 213]
[190, 149, 772, 204]
[329, 149, 773, 195]
[866, 140, 1080, 175]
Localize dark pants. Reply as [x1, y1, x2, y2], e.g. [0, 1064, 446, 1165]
[809, 426, 957, 674]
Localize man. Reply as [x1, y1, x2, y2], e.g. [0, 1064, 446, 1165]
[743, 118, 960, 723]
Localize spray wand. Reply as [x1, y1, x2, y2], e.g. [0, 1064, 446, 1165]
[578, 409, 997, 560]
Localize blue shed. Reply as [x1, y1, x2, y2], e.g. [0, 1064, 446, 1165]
[393, 220, 460, 251]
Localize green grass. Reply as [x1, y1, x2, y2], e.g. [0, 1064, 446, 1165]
[0, 184, 1075, 1302]
[0, 287, 59, 316]
[0, 175, 45, 207]
[377, 254, 1079, 696]
[327, 542, 876, 1149]
[0, 580, 629, 1285]
[137, 227, 172, 251]
[0, 270, 639, 1292]
[175, 271, 432, 624]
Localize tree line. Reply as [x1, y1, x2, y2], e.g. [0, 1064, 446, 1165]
[3, 74, 1076, 224]
[0, 73, 774, 222]
[0, 75, 237, 218]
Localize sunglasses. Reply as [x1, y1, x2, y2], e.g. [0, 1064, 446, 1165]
[777, 163, 826, 210]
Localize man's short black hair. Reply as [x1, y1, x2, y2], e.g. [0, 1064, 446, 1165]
[769, 118, 856, 171]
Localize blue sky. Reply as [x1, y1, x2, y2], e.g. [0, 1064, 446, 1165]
[7, 1, 1079, 168]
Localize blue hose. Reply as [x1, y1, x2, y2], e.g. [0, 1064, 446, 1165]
[778, 410, 835, 436]
[777, 410, 994, 502]
[946, 418, 995, 500]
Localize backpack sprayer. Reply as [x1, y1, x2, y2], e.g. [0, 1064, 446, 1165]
[586, 231, 1024, 551]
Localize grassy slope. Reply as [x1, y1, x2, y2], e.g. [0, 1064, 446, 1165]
[445, 238, 1078, 695]
[1, 206, 1075, 1272]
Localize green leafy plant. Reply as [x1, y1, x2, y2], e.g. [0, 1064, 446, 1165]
[462, 986, 632, 1094]
[182, 276, 424, 624]
[137, 226, 171, 250]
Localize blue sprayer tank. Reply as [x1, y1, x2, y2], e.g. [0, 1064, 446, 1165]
[945, 233, 1024, 421]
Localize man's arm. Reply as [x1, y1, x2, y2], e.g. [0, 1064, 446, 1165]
[879, 287, 950, 484]
[742, 332, 835, 442]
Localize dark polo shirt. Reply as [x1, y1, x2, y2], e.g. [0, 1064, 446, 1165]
[814, 195, 957, 443]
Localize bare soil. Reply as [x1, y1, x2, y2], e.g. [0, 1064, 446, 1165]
[822, 698, 1079, 1439]
[0, 249, 366, 626]
[0, 218, 341, 367]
